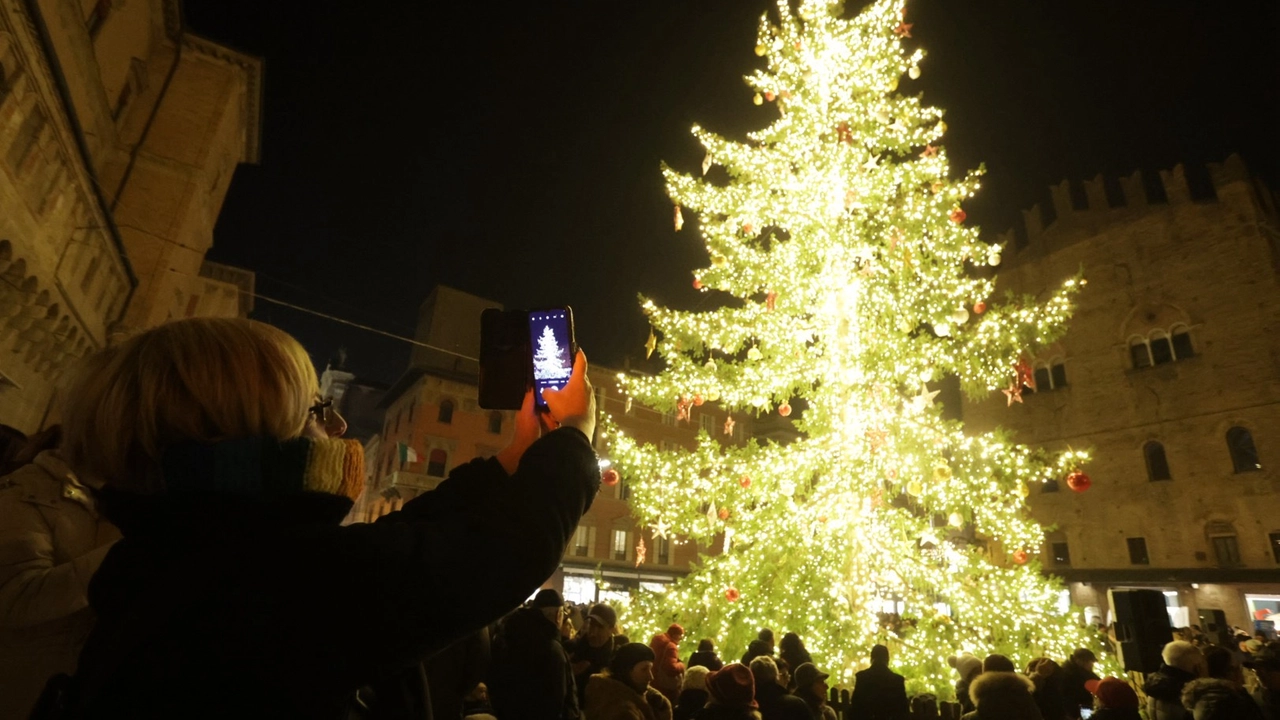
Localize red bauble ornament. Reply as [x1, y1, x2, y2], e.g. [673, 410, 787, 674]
[764, 91, 776, 102]
[739, 475, 752, 488]
[602, 468, 620, 487]
[693, 278, 703, 290]
[779, 403, 792, 417]
[973, 302, 987, 314]
[949, 208, 967, 224]
[718, 507, 730, 521]
[743, 223, 755, 235]
[693, 395, 705, 406]
[725, 587, 740, 602]
[1013, 550, 1029, 565]
[1066, 470, 1092, 493]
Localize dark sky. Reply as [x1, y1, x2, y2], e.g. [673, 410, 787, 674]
[184, 0, 1279, 386]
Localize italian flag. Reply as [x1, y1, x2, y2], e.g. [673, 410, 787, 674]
[398, 443, 419, 464]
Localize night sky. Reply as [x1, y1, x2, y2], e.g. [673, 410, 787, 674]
[183, 0, 1279, 386]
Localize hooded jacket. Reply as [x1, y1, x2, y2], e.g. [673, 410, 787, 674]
[71, 429, 598, 719]
[1144, 664, 1198, 720]
[960, 671, 1045, 720]
[1181, 678, 1266, 720]
[651, 631, 686, 700]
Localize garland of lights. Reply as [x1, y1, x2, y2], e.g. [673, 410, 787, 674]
[598, 0, 1113, 698]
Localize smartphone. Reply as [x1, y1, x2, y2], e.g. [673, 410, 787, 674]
[479, 309, 530, 410]
[528, 307, 576, 411]
[1080, 707, 1094, 719]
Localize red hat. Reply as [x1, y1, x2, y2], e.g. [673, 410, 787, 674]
[1088, 677, 1138, 710]
[706, 663, 757, 708]
[667, 623, 685, 639]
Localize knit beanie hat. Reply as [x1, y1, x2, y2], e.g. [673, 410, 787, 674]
[1162, 641, 1203, 674]
[667, 623, 685, 640]
[1091, 677, 1139, 709]
[983, 654, 1016, 673]
[684, 665, 711, 691]
[706, 663, 757, 708]
[609, 642, 655, 679]
[950, 653, 982, 680]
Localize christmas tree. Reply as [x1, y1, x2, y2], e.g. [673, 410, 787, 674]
[602, 0, 1108, 697]
[533, 324, 571, 380]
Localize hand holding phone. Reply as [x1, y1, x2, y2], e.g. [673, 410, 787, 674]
[541, 350, 595, 440]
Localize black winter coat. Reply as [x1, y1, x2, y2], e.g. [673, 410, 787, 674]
[673, 688, 709, 720]
[73, 429, 599, 719]
[849, 664, 909, 720]
[1145, 664, 1198, 720]
[1060, 661, 1100, 719]
[489, 606, 579, 719]
[741, 639, 775, 665]
[689, 651, 724, 671]
[756, 682, 811, 720]
[1181, 678, 1267, 720]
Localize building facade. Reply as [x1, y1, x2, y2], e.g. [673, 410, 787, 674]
[1, 0, 260, 431]
[349, 285, 748, 604]
[964, 155, 1280, 631]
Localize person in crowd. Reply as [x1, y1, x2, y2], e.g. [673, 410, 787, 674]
[749, 656, 809, 720]
[1027, 657, 1067, 720]
[583, 641, 673, 720]
[778, 633, 812, 678]
[1250, 634, 1270, 654]
[651, 623, 687, 703]
[1145, 640, 1206, 720]
[1086, 677, 1141, 720]
[27, 318, 600, 718]
[0, 425, 121, 719]
[462, 683, 497, 720]
[425, 627, 491, 720]
[982, 654, 1016, 673]
[673, 665, 711, 720]
[792, 662, 836, 720]
[775, 658, 794, 692]
[698, 663, 760, 720]
[849, 644, 909, 719]
[961, 669, 1043, 720]
[690, 638, 725, 672]
[488, 588, 578, 719]
[743, 628, 776, 665]
[1061, 648, 1100, 719]
[1180, 645, 1265, 720]
[571, 602, 621, 703]
[911, 694, 941, 720]
[1243, 642, 1280, 719]
[949, 653, 982, 714]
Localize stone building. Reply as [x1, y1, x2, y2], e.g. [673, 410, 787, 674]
[350, 285, 748, 603]
[0, 0, 261, 430]
[963, 154, 1280, 631]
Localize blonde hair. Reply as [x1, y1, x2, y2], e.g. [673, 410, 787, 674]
[60, 318, 318, 493]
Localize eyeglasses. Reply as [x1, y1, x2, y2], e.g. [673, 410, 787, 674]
[309, 399, 334, 423]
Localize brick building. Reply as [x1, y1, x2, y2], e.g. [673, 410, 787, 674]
[963, 154, 1280, 631]
[1, 0, 260, 430]
[350, 285, 747, 603]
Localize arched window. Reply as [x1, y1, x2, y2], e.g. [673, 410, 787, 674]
[1171, 325, 1195, 359]
[437, 399, 454, 424]
[1207, 521, 1240, 567]
[1227, 427, 1261, 473]
[1149, 330, 1173, 365]
[487, 411, 503, 434]
[427, 448, 447, 477]
[1030, 359, 1068, 392]
[1129, 336, 1153, 369]
[1144, 441, 1172, 481]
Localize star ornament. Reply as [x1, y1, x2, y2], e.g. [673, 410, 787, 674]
[1003, 382, 1024, 406]
[920, 144, 937, 158]
[866, 428, 889, 451]
[894, 22, 913, 38]
[723, 416, 736, 436]
[644, 328, 657, 359]
[909, 383, 941, 413]
[650, 518, 672, 539]
[635, 537, 646, 567]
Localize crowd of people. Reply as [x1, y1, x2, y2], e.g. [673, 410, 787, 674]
[3, 316, 1280, 720]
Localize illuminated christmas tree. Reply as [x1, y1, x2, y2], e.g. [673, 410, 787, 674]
[601, 0, 1108, 697]
[533, 324, 571, 380]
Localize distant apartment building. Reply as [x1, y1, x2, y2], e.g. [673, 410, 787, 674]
[1, 0, 260, 430]
[964, 155, 1280, 631]
[349, 285, 748, 603]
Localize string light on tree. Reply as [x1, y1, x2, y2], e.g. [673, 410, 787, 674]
[600, 0, 1105, 698]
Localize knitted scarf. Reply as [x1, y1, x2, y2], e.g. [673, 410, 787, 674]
[160, 436, 365, 501]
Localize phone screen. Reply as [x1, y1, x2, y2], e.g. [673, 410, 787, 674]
[529, 309, 574, 409]
[1080, 707, 1094, 719]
